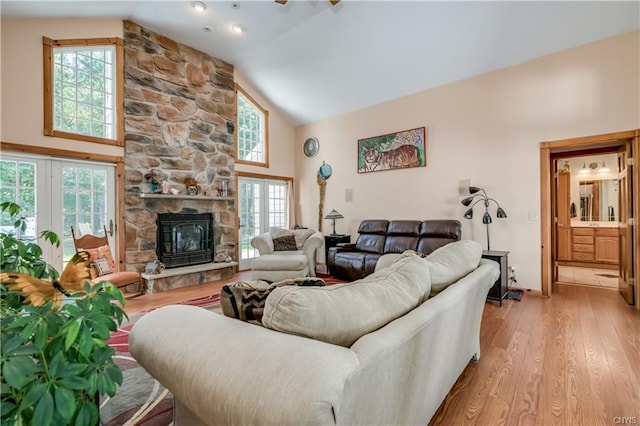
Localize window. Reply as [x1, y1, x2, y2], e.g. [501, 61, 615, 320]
[236, 85, 269, 167]
[237, 175, 290, 269]
[43, 37, 124, 146]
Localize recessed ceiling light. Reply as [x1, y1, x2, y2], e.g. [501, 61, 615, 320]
[231, 3, 240, 9]
[203, 26, 212, 33]
[191, 1, 207, 13]
[231, 24, 245, 33]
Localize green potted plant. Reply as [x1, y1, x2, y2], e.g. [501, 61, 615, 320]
[0, 202, 127, 425]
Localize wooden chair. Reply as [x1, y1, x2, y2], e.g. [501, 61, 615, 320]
[71, 225, 143, 297]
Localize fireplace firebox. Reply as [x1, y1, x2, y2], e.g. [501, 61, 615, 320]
[157, 213, 213, 268]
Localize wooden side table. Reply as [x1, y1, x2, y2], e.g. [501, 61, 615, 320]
[481, 250, 509, 307]
[324, 234, 351, 274]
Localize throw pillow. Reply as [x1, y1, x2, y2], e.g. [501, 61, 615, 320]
[425, 240, 482, 297]
[93, 257, 114, 276]
[273, 235, 297, 251]
[221, 278, 325, 323]
[262, 253, 430, 347]
[81, 245, 116, 279]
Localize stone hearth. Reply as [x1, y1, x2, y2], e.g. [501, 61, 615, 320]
[142, 261, 237, 293]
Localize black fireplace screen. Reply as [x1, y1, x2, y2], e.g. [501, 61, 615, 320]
[157, 213, 213, 268]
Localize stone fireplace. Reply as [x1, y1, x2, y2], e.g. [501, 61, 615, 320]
[122, 21, 237, 292]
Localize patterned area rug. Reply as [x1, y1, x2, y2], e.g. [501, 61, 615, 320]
[102, 277, 345, 425]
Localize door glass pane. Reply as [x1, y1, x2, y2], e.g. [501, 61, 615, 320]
[61, 165, 108, 262]
[239, 180, 261, 262]
[0, 159, 37, 240]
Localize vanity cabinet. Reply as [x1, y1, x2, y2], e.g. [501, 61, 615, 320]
[594, 228, 619, 263]
[570, 227, 619, 264]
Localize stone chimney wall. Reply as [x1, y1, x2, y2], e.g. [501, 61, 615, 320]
[122, 20, 236, 271]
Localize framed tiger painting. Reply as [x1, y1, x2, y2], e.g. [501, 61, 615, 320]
[357, 127, 426, 173]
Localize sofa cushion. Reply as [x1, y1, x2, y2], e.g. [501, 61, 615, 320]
[251, 253, 308, 271]
[221, 278, 325, 323]
[262, 253, 431, 347]
[426, 240, 482, 296]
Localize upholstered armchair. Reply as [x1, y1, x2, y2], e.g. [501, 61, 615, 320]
[250, 228, 324, 281]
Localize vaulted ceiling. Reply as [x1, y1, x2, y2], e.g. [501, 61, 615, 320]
[3, 1, 639, 126]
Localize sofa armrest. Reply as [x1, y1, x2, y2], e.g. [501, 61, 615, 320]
[250, 232, 274, 255]
[335, 242, 357, 251]
[302, 231, 324, 276]
[130, 306, 359, 425]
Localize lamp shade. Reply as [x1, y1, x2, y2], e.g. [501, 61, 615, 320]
[469, 186, 482, 194]
[324, 209, 344, 220]
[461, 196, 475, 206]
[463, 208, 473, 219]
[482, 212, 492, 224]
[496, 207, 507, 218]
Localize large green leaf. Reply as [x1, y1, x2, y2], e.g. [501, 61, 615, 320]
[54, 386, 76, 422]
[64, 320, 81, 351]
[33, 390, 54, 426]
[2, 356, 38, 389]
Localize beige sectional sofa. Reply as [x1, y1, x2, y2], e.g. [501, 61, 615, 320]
[130, 240, 499, 425]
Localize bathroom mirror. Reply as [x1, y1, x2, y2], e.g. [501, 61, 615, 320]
[578, 179, 618, 222]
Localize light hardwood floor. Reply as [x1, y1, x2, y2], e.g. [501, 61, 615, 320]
[124, 274, 640, 425]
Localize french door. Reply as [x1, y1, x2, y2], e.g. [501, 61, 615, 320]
[0, 153, 115, 272]
[237, 175, 290, 270]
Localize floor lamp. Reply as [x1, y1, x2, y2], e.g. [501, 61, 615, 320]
[460, 186, 507, 251]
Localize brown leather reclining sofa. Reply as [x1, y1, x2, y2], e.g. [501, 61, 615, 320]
[327, 219, 461, 281]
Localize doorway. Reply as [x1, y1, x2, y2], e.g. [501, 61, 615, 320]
[540, 130, 639, 308]
[554, 152, 620, 289]
[0, 153, 116, 272]
[236, 172, 292, 271]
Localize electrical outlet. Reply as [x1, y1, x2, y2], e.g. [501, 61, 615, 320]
[510, 265, 517, 277]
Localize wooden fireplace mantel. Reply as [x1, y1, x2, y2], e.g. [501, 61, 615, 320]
[139, 193, 234, 201]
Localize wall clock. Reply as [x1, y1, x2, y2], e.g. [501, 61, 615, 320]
[303, 137, 319, 158]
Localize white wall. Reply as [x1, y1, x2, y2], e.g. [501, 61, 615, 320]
[294, 31, 640, 291]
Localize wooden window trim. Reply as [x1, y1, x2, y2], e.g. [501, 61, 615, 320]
[43, 36, 125, 147]
[235, 84, 269, 167]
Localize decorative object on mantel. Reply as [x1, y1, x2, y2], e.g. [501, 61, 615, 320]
[461, 186, 507, 251]
[215, 250, 232, 263]
[145, 260, 165, 274]
[357, 127, 426, 174]
[324, 209, 344, 235]
[184, 177, 199, 196]
[144, 168, 160, 193]
[317, 161, 333, 232]
[220, 180, 229, 197]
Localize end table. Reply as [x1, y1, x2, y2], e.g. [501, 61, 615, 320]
[324, 234, 350, 274]
[481, 250, 509, 307]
